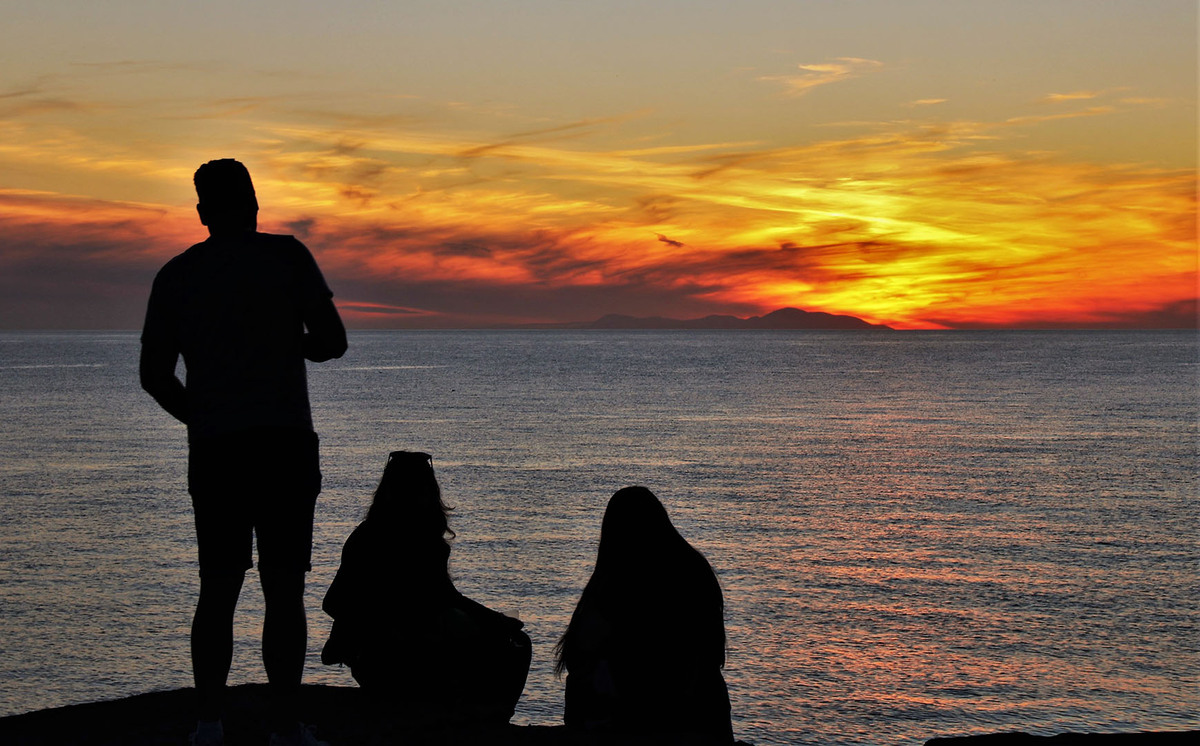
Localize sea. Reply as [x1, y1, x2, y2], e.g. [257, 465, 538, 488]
[0, 330, 1196, 745]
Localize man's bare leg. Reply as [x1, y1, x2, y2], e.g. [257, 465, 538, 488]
[192, 572, 245, 723]
[260, 569, 307, 739]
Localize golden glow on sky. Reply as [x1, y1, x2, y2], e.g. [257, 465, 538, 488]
[0, 1, 1195, 328]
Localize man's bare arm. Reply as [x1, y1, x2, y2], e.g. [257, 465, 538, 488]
[304, 295, 348, 363]
[139, 344, 189, 423]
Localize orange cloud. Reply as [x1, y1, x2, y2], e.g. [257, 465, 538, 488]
[0, 189, 196, 327]
[0, 78, 1195, 329]
[260, 111, 1195, 329]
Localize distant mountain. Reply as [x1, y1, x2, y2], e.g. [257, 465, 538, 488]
[511, 307, 891, 330]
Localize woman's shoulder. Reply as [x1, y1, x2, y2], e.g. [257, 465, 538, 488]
[339, 522, 395, 564]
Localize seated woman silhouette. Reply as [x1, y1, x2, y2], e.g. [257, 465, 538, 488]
[320, 451, 531, 723]
[555, 486, 734, 744]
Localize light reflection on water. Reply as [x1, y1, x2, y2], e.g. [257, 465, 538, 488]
[0, 330, 1196, 746]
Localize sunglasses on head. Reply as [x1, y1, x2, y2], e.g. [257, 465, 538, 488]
[387, 450, 433, 467]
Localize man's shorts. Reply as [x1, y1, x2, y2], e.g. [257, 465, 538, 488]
[188, 427, 322, 577]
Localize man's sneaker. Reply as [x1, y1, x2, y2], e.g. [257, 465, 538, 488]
[268, 722, 329, 746]
[189, 719, 224, 746]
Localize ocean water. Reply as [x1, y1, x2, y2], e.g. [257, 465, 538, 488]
[0, 330, 1196, 745]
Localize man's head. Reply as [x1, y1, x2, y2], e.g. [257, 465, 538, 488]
[194, 159, 258, 235]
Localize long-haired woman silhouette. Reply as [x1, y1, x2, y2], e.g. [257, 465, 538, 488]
[321, 451, 530, 723]
[555, 486, 733, 743]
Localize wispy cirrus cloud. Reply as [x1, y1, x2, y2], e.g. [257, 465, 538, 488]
[1040, 90, 1105, 103]
[1119, 97, 1174, 107]
[1004, 105, 1116, 126]
[456, 115, 639, 159]
[759, 57, 884, 97]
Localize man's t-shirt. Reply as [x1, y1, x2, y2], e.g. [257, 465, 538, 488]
[141, 232, 333, 441]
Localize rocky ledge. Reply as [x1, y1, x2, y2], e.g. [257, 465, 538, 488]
[927, 734, 1196, 746]
[0, 684, 1194, 746]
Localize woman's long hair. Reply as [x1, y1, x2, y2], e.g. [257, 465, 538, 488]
[364, 450, 455, 542]
[554, 486, 723, 676]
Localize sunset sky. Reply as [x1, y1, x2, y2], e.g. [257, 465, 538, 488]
[1, 0, 1195, 329]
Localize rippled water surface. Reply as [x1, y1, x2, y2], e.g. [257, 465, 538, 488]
[0, 330, 1196, 745]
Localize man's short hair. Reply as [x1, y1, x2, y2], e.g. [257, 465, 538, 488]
[194, 158, 257, 209]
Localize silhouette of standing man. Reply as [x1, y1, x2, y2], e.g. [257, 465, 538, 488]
[140, 159, 347, 746]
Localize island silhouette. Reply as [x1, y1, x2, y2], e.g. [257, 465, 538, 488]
[505, 307, 892, 330]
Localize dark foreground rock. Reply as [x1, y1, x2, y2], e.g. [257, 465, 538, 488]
[0, 684, 739, 745]
[1, 684, 1193, 746]
[926, 733, 1198, 746]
